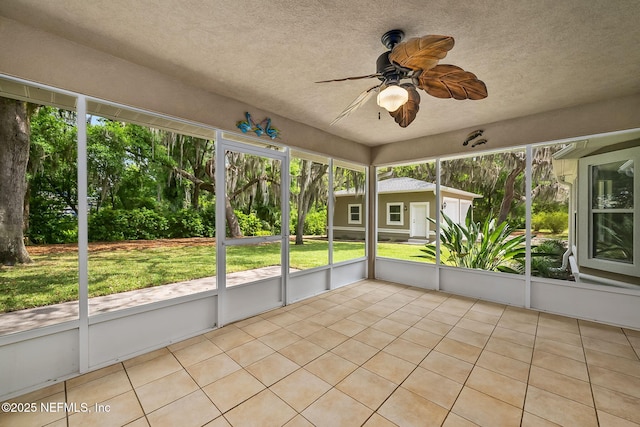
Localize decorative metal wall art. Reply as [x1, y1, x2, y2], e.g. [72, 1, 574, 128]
[236, 112, 280, 139]
[463, 129, 485, 147]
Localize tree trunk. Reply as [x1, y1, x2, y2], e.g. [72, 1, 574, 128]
[497, 161, 525, 225]
[191, 183, 200, 209]
[23, 183, 30, 244]
[295, 209, 307, 245]
[173, 165, 243, 237]
[0, 98, 33, 265]
[295, 160, 312, 245]
[225, 195, 243, 238]
[294, 160, 328, 245]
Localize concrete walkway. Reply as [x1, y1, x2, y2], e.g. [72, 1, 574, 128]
[0, 266, 289, 335]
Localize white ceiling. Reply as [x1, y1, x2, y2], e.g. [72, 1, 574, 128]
[1, 0, 639, 147]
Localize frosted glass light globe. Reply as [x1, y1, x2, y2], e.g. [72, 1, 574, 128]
[377, 85, 409, 112]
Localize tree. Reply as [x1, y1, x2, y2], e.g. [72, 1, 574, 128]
[27, 107, 78, 244]
[496, 152, 526, 224]
[0, 97, 34, 265]
[87, 119, 130, 211]
[162, 137, 282, 238]
[382, 147, 562, 227]
[225, 151, 282, 236]
[292, 159, 328, 244]
[158, 131, 213, 210]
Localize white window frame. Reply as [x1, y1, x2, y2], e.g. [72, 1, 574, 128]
[578, 146, 639, 277]
[386, 202, 404, 226]
[348, 203, 362, 224]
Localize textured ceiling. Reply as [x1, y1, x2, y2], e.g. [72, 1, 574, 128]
[1, 0, 639, 146]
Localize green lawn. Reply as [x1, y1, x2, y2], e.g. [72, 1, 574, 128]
[0, 239, 444, 312]
[376, 242, 436, 262]
[0, 239, 385, 312]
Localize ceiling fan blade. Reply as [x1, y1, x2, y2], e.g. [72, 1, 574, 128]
[315, 74, 381, 83]
[389, 83, 420, 128]
[389, 35, 455, 72]
[415, 64, 487, 100]
[330, 84, 381, 126]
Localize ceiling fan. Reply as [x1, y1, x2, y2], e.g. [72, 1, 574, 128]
[317, 30, 488, 128]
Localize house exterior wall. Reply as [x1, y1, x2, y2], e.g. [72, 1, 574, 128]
[377, 192, 434, 241]
[334, 189, 476, 242]
[333, 194, 366, 240]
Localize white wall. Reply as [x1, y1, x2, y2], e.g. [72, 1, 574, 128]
[376, 257, 640, 330]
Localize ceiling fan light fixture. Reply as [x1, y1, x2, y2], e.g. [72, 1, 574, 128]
[377, 84, 409, 112]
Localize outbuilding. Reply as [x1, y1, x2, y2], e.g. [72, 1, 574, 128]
[333, 177, 481, 242]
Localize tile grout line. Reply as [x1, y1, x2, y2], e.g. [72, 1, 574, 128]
[47, 281, 637, 427]
[364, 291, 484, 426]
[274, 284, 439, 426]
[579, 321, 640, 426]
[519, 308, 540, 427]
[121, 360, 152, 426]
[442, 298, 511, 427]
[356, 289, 453, 426]
[432, 297, 478, 427]
[185, 292, 375, 425]
[297, 287, 415, 426]
[259, 286, 391, 426]
[622, 328, 640, 361]
[64, 380, 69, 427]
[578, 320, 602, 427]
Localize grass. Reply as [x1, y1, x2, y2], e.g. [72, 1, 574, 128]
[3, 238, 524, 312]
[377, 242, 436, 262]
[0, 239, 374, 312]
[0, 246, 220, 312]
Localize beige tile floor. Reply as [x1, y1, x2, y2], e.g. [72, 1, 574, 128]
[3, 279, 640, 427]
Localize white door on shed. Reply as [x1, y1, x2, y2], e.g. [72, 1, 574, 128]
[443, 197, 460, 224]
[410, 202, 429, 237]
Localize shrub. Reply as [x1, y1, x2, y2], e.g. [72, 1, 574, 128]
[127, 208, 169, 239]
[545, 211, 568, 234]
[234, 211, 264, 236]
[88, 209, 130, 241]
[529, 239, 571, 280]
[531, 211, 568, 234]
[88, 208, 168, 241]
[199, 203, 216, 237]
[289, 207, 327, 236]
[167, 209, 205, 238]
[27, 195, 79, 244]
[531, 212, 545, 232]
[304, 208, 327, 235]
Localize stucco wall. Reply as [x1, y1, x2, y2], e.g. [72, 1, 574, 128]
[2, 17, 640, 169]
[333, 195, 366, 240]
[0, 17, 370, 165]
[371, 95, 640, 166]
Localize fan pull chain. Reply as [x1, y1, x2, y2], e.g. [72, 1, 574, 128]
[378, 111, 381, 120]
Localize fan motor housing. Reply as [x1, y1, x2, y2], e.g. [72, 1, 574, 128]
[376, 52, 396, 77]
[376, 51, 410, 83]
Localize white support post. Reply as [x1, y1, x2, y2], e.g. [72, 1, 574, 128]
[214, 131, 226, 327]
[281, 149, 290, 304]
[435, 159, 441, 291]
[525, 145, 533, 308]
[77, 96, 89, 372]
[367, 165, 377, 279]
[327, 159, 334, 289]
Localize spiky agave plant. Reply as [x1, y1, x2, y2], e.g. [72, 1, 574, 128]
[419, 212, 527, 273]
